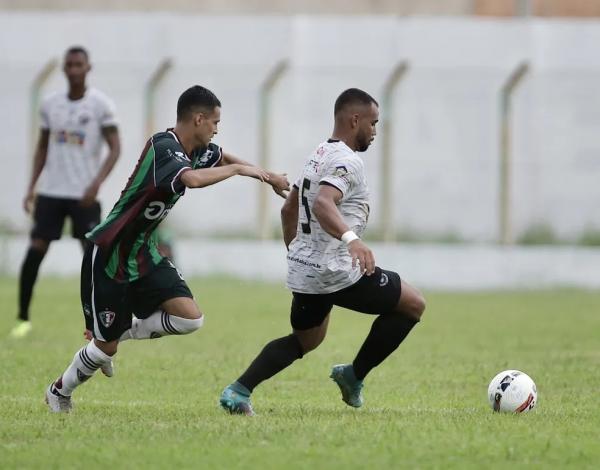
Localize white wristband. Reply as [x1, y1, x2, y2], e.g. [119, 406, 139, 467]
[341, 230, 359, 244]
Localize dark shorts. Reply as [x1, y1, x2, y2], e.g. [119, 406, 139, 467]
[290, 267, 402, 330]
[80, 244, 193, 341]
[31, 195, 101, 241]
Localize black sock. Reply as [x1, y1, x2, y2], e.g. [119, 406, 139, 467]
[18, 248, 46, 321]
[237, 334, 304, 393]
[352, 313, 418, 381]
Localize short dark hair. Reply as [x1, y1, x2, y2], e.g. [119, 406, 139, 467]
[65, 46, 89, 61]
[177, 85, 221, 121]
[334, 88, 378, 116]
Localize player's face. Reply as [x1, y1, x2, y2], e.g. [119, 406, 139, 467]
[63, 52, 90, 88]
[195, 106, 221, 146]
[355, 103, 379, 152]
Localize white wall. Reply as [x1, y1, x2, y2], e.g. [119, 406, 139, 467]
[1, 14, 599, 242]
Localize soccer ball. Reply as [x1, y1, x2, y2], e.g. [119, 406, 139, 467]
[487, 370, 537, 413]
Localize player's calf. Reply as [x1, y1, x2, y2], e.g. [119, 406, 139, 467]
[120, 310, 204, 341]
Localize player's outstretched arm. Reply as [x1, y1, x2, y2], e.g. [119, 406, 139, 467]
[180, 163, 269, 189]
[23, 129, 50, 214]
[81, 126, 121, 207]
[313, 184, 375, 275]
[281, 186, 299, 249]
[221, 151, 290, 198]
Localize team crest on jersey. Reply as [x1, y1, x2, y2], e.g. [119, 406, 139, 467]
[199, 149, 213, 164]
[78, 114, 90, 125]
[99, 310, 116, 328]
[379, 272, 389, 287]
[334, 165, 348, 177]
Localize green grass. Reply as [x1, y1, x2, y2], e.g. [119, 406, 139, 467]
[1, 277, 599, 469]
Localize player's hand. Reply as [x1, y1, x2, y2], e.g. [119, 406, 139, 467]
[80, 182, 99, 207]
[269, 173, 290, 198]
[23, 191, 35, 214]
[237, 164, 270, 182]
[347, 239, 376, 276]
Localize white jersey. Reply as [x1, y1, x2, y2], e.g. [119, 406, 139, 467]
[287, 139, 370, 294]
[36, 87, 118, 199]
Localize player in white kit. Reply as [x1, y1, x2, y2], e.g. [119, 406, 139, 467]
[10, 46, 120, 338]
[220, 88, 426, 415]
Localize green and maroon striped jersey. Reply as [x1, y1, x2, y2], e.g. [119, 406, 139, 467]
[86, 129, 222, 282]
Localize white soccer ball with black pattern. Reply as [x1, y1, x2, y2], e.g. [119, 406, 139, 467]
[487, 370, 537, 413]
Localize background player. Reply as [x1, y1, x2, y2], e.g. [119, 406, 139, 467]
[45, 85, 290, 412]
[11, 46, 121, 338]
[220, 88, 426, 416]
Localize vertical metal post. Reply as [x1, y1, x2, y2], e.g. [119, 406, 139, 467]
[499, 61, 529, 245]
[516, 0, 533, 17]
[30, 58, 59, 152]
[380, 61, 409, 242]
[144, 58, 173, 138]
[257, 60, 288, 239]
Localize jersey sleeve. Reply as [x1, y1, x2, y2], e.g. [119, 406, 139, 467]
[153, 140, 192, 194]
[40, 97, 51, 130]
[98, 95, 118, 128]
[319, 153, 358, 197]
[194, 143, 222, 168]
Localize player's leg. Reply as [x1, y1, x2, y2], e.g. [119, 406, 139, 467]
[69, 198, 101, 253]
[331, 268, 425, 407]
[118, 259, 203, 341]
[12, 196, 65, 337]
[351, 276, 425, 377]
[46, 244, 125, 412]
[220, 294, 332, 415]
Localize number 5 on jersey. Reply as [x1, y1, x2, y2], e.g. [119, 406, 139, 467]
[301, 178, 312, 234]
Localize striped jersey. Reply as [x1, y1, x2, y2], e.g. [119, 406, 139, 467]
[286, 139, 370, 294]
[86, 129, 222, 282]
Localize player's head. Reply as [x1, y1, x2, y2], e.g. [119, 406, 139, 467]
[63, 46, 90, 88]
[334, 88, 379, 152]
[177, 85, 221, 146]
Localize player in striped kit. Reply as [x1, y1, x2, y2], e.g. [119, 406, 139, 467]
[220, 88, 426, 415]
[45, 85, 290, 412]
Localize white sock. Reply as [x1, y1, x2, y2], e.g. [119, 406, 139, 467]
[54, 341, 112, 396]
[119, 310, 203, 341]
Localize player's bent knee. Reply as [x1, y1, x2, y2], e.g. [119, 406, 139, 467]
[168, 314, 204, 335]
[396, 291, 426, 322]
[94, 339, 119, 356]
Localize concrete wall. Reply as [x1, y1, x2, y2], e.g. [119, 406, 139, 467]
[1, 14, 599, 243]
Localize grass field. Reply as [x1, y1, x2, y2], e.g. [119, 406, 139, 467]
[1, 276, 599, 469]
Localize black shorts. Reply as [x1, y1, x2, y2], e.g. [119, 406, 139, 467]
[80, 244, 193, 341]
[31, 195, 101, 241]
[290, 267, 402, 330]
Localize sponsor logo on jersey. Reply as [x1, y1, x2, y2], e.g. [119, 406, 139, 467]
[54, 129, 86, 145]
[308, 158, 322, 173]
[167, 148, 187, 163]
[144, 201, 173, 221]
[99, 310, 116, 328]
[379, 272, 389, 287]
[78, 114, 90, 125]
